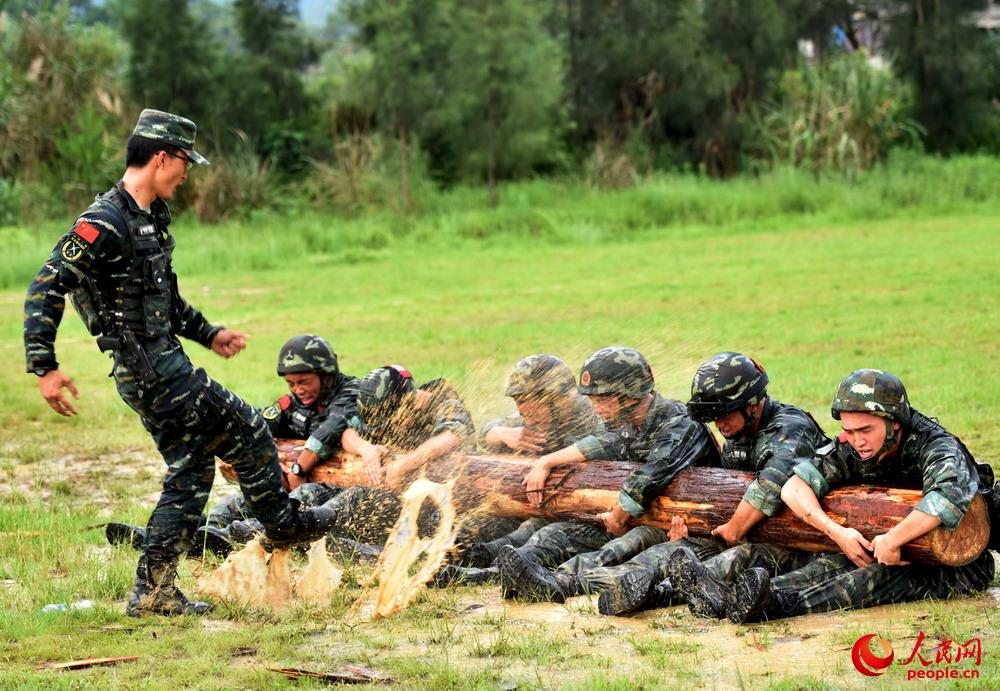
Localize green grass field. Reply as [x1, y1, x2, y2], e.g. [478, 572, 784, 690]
[1, 162, 999, 688]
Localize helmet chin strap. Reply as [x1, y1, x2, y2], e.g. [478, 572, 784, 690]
[875, 418, 898, 460]
[733, 402, 761, 439]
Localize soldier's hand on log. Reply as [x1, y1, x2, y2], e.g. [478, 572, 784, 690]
[523, 461, 552, 506]
[598, 508, 629, 536]
[211, 329, 249, 358]
[668, 515, 689, 541]
[711, 521, 742, 546]
[870, 533, 910, 567]
[39, 369, 79, 417]
[362, 445, 389, 486]
[832, 525, 874, 567]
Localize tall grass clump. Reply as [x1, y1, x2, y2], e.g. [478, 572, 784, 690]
[752, 53, 924, 174]
[189, 133, 275, 223]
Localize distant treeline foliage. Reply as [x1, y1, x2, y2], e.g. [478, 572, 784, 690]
[0, 0, 997, 223]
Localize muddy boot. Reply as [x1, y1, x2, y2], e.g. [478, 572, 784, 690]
[262, 503, 339, 550]
[105, 523, 145, 551]
[431, 565, 499, 588]
[728, 567, 801, 624]
[496, 545, 577, 603]
[647, 578, 678, 609]
[194, 526, 235, 558]
[668, 546, 733, 619]
[597, 569, 655, 616]
[125, 555, 210, 617]
[226, 518, 266, 545]
[326, 536, 382, 563]
[460, 541, 499, 568]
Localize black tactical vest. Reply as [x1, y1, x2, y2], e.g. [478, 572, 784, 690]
[74, 185, 175, 339]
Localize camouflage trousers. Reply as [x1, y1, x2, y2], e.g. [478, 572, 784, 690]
[557, 525, 668, 578]
[515, 521, 611, 568]
[208, 482, 343, 528]
[771, 550, 996, 614]
[563, 535, 724, 594]
[454, 515, 525, 547]
[475, 517, 550, 556]
[702, 542, 813, 583]
[115, 350, 293, 563]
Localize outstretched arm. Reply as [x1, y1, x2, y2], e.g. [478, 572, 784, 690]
[781, 474, 873, 567]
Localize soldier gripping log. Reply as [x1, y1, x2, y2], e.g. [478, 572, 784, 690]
[23, 110, 338, 617]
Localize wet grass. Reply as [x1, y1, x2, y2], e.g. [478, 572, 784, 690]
[1, 176, 999, 687]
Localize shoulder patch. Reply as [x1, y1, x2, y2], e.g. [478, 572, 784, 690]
[262, 405, 280, 421]
[61, 236, 88, 262]
[278, 394, 292, 410]
[74, 221, 100, 244]
[837, 431, 849, 443]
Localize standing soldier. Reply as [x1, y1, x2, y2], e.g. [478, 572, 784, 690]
[23, 110, 333, 617]
[726, 369, 996, 623]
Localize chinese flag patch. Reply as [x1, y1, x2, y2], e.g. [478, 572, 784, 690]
[74, 221, 100, 244]
[278, 395, 292, 410]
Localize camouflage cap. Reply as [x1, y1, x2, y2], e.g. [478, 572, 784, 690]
[359, 365, 415, 413]
[505, 354, 576, 399]
[578, 346, 654, 399]
[687, 352, 768, 422]
[831, 369, 911, 424]
[132, 108, 210, 165]
[276, 335, 339, 376]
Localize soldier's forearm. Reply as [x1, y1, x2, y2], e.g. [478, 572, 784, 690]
[781, 475, 839, 536]
[884, 509, 941, 549]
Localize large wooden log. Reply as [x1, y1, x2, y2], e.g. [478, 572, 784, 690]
[273, 440, 990, 567]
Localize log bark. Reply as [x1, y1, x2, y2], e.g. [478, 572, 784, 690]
[274, 440, 989, 567]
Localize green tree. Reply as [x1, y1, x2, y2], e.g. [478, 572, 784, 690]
[441, 0, 565, 205]
[120, 0, 218, 126]
[884, 0, 1000, 152]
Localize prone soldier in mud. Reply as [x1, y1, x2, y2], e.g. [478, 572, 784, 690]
[23, 110, 337, 617]
[496, 346, 722, 601]
[720, 369, 997, 623]
[433, 354, 607, 585]
[500, 352, 833, 616]
[217, 364, 476, 548]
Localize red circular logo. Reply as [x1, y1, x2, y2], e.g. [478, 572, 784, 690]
[851, 634, 895, 677]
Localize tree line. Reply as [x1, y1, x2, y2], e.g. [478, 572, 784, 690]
[0, 0, 997, 222]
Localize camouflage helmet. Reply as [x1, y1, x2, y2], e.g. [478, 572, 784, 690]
[578, 346, 654, 399]
[687, 352, 768, 423]
[831, 369, 911, 424]
[359, 365, 416, 414]
[505, 354, 577, 399]
[276, 335, 339, 376]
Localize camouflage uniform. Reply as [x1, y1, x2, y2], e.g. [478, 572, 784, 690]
[208, 341, 359, 527]
[473, 355, 608, 558]
[323, 369, 476, 545]
[23, 110, 323, 616]
[506, 348, 722, 570]
[747, 372, 995, 619]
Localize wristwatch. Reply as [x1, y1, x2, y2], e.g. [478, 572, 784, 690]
[289, 462, 307, 478]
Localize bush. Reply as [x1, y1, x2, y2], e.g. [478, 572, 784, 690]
[189, 134, 275, 223]
[751, 53, 924, 174]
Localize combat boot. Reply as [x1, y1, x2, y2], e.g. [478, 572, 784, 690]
[430, 565, 499, 588]
[647, 578, 678, 609]
[668, 546, 733, 619]
[262, 504, 339, 549]
[125, 555, 210, 617]
[728, 567, 801, 624]
[460, 541, 499, 568]
[226, 518, 266, 544]
[495, 545, 578, 603]
[597, 569, 655, 616]
[194, 526, 236, 558]
[105, 523, 145, 551]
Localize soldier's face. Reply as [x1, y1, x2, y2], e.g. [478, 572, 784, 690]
[589, 395, 631, 426]
[713, 409, 747, 439]
[515, 396, 553, 429]
[152, 150, 190, 199]
[839, 412, 898, 461]
[285, 373, 322, 406]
